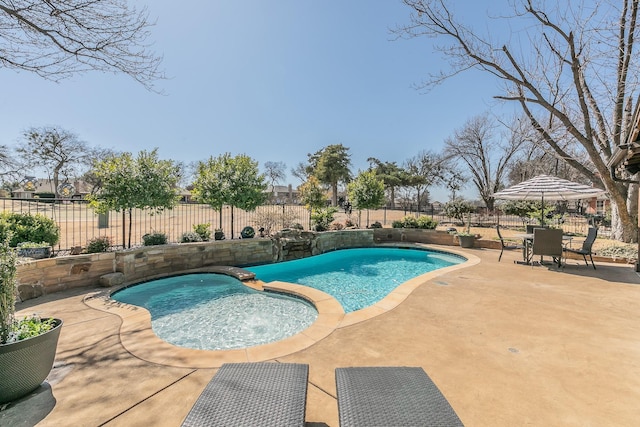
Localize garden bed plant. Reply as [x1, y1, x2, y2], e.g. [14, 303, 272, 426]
[1, 235, 56, 344]
[1, 234, 63, 403]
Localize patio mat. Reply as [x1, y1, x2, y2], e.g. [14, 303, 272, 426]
[181, 362, 308, 427]
[336, 366, 464, 427]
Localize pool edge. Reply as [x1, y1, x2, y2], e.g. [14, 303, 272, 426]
[82, 244, 479, 368]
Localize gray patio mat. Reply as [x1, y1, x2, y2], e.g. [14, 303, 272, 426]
[336, 366, 464, 427]
[181, 362, 309, 427]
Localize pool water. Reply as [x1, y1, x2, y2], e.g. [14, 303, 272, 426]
[247, 247, 462, 312]
[112, 273, 318, 350]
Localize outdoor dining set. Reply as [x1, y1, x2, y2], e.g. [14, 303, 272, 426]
[498, 225, 598, 269]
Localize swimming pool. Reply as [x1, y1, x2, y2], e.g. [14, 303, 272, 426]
[112, 273, 318, 350]
[247, 247, 463, 312]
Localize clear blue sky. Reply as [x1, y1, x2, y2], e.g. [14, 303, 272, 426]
[0, 0, 508, 202]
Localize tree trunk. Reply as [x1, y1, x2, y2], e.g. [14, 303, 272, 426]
[230, 206, 235, 239]
[331, 183, 338, 206]
[122, 211, 126, 249]
[128, 209, 133, 248]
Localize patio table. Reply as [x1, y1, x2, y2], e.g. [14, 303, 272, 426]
[515, 233, 573, 265]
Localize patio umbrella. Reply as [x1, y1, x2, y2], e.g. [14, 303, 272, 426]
[493, 174, 606, 226]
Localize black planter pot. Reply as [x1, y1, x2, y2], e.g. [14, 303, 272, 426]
[0, 318, 63, 404]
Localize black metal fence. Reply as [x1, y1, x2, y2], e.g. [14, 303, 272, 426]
[0, 198, 312, 251]
[1, 198, 602, 252]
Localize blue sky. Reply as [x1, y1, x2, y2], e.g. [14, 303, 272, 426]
[0, 0, 509, 202]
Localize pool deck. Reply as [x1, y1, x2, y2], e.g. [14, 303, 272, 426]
[3, 244, 640, 426]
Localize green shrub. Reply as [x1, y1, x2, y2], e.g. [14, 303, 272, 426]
[181, 232, 202, 243]
[311, 207, 338, 232]
[369, 221, 382, 228]
[391, 215, 437, 229]
[142, 232, 168, 246]
[0, 212, 60, 247]
[416, 216, 438, 229]
[193, 223, 211, 241]
[86, 236, 111, 253]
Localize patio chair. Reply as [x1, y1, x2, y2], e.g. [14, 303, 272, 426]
[564, 227, 598, 269]
[531, 227, 564, 267]
[335, 366, 464, 427]
[181, 362, 308, 427]
[497, 225, 524, 262]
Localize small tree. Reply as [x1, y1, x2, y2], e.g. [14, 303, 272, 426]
[192, 153, 267, 239]
[347, 170, 385, 227]
[298, 176, 327, 212]
[307, 144, 352, 206]
[86, 149, 181, 248]
[443, 199, 475, 232]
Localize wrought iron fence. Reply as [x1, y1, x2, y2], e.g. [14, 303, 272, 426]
[0, 198, 312, 251]
[1, 198, 602, 252]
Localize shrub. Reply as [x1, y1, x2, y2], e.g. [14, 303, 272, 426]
[391, 215, 437, 229]
[142, 232, 168, 246]
[86, 236, 111, 253]
[330, 222, 345, 230]
[193, 223, 211, 241]
[180, 232, 202, 243]
[369, 221, 382, 228]
[416, 216, 438, 229]
[311, 207, 338, 232]
[345, 218, 357, 228]
[0, 212, 60, 247]
[392, 215, 418, 228]
[290, 223, 304, 230]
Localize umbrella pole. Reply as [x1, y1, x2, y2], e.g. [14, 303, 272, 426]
[541, 194, 545, 227]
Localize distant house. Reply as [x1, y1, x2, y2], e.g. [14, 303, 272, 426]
[265, 185, 300, 204]
[11, 178, 91, 199]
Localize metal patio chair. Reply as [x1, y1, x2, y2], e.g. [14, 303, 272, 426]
[531, 227, 564, 267]
[564, 227, 598, 269]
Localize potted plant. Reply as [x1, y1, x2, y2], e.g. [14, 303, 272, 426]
[240, 226, 255, 239]
[0, 235, 63, 404]
[214, 229, 225, 240]
[456, 211, 476, 248]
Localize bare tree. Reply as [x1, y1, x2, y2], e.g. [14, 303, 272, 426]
[397, 0, 639, 241]
[0, 0, 164, 90]
[403, 150, 445, 213]
[264, 161, 287, 200]
[0, 145, 20, 183]
[291, 162, 311, 183]
[17, 126, 93, 197]
[444, 114, 524, 210]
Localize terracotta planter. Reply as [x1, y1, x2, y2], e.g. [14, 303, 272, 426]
[0, 318, 63, 403]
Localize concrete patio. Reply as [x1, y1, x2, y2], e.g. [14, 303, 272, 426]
[2, 245, 639, 426]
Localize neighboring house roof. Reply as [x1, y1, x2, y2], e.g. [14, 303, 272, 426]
[12, 178, 91, 196]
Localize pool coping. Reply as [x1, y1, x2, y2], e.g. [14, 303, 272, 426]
[83, 244, 479, 368]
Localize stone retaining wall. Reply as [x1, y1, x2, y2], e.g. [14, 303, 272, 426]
[16, 230, 375, 301]
[17, 228, 626, 301]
